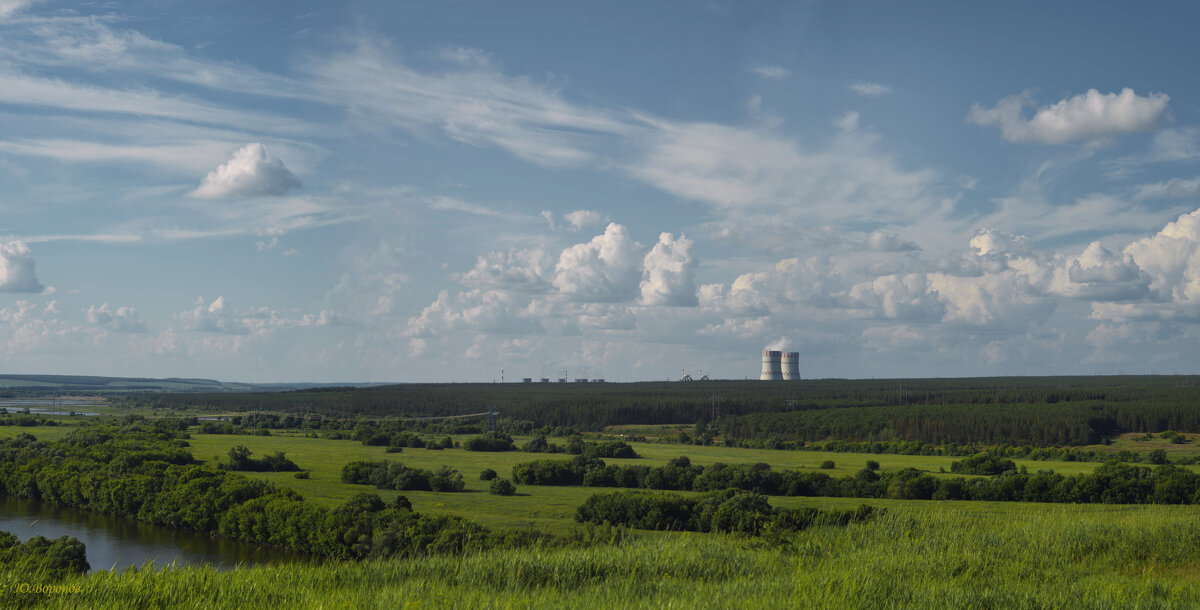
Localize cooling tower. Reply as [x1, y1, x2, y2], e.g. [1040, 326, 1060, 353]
[760, 350, 783, 381]
[782, 352, 800, 380]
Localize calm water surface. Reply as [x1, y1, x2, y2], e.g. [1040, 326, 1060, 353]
[0, 495, 307, 572]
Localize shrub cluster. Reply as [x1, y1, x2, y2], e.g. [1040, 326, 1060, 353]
[520, 435, 639, 459]
[462, 433, 517, 452]
[513, 454, 1200, 505]
[575, 489, 878, 536]
[489, 479, 517, 496]
[224, 444, 299, 472]
[341, 460, 466, 492]
[950, 454, 1017, 476]
[0, 531, 88, 576]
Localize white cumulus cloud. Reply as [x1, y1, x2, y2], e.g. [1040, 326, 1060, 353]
[640, 233, 698, 306]
[454, 248, 553, 293]
[968, 88, 1170, 145]
[1127, 210, 1200, 296]
[553, 223, 645, 302]
[847, 274, 945, 320]
[866, 231, 920, 252]
[85, 303, 147, 333]
[1048, 242, 1151, 302]
[564, 209, 604, 231]
[0, 241, 44, 293]
[191, 143, 301, 198]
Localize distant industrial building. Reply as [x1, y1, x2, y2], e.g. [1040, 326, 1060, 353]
[782, 352, 800, 380]
[761, 350, 782, 380]
[761, 350, 800, 381]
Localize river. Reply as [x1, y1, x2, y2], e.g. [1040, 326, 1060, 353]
[0, 495, 306, 572]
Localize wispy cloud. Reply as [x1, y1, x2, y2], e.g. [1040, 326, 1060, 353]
[749, 65, 789, 80]
[849, 82, 891, 97]
[307, 37, 636, 168]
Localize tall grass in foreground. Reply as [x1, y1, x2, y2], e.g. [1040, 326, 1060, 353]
[6, 506, 1200, 609]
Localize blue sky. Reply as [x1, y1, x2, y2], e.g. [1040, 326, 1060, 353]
[2, 0, 1200, 382]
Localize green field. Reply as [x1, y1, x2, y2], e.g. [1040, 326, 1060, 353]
[2, 424, 1191, 532]
[165, 430, 1188, 532]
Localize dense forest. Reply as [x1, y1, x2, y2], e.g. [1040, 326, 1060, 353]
[119, 376, 1200, 447]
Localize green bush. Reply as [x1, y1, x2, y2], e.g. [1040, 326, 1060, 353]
[950, 454, 1018, 475]
[463, 433, 516, 452]
[489, 478, 517, 496]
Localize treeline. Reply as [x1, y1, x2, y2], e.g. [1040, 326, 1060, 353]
[575, 489, 879, 536]
[0, 427, 554, 560]
[117, 377, 1200, 434]
[733, 438, 1161, 464]
[120, 376, 1200, 446]
[341, 461, 466, 492]
[0, 415, 60, 427]
[715, 397, 1200, 447]
[511, 455, 1200, 505]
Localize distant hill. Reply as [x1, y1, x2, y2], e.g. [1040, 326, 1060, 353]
[0, 375, 390, 394]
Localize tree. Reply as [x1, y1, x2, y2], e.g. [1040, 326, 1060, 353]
[228, 445, 252, 470]
[489, 478, 516, 496]
[522, 435, 549, 453]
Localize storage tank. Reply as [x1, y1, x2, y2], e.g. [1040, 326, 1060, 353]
[760, 350, 782, 381]
[782, 352, 800, 380]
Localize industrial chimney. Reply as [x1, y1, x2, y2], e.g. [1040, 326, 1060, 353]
[782, 352, 800, 380]
[760, 350, 783, 381]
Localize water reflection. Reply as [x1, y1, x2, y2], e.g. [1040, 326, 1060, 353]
[0, 399, 102, 416]
[0, 495, 307, 572]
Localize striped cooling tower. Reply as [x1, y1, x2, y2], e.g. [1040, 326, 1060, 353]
[782, 352, 800, 380]
[760, 350, 783, 381]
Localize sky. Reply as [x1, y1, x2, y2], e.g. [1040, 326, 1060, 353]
[2, 1, 1200, 382]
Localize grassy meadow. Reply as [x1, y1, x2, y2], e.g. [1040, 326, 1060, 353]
[6, 421, 1200, 607]
[4, 424, 1200, 532]
[7, 505, 1200, 609]
[181, 430, 1200, 531]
